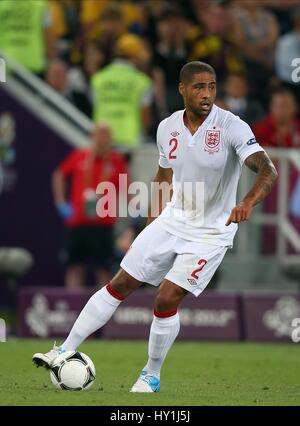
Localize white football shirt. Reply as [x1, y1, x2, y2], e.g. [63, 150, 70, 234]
[156, 104, 265, 246]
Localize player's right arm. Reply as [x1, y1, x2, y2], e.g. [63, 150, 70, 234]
[146, 166, 173, 226]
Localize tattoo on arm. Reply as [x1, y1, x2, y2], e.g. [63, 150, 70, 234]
[244, 151, 278, 206]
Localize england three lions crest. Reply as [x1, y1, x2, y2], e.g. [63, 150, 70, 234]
[205, 130, 220, 153]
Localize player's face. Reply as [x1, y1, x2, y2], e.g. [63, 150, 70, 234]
[179, 72, 217, 117]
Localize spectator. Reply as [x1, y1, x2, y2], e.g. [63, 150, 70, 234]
[67, 42, 106, 117]
[81, 2, 125, 65]
[48, 0, 80, 61]
[120, 0, 144, 35]
[140, 0, 173, 45]
[230, 0, 279, 101]
[52, 123, 128, 289]
[0, 0, 56, 75]
[153, 5, 187, 113]
[253, 88, 300, 148]
[260, 0, 300, 34]
[80, 0, 110, 33]
[275, 7, 300, 105]
[46, 59, 91, 116]
[252, 88, 300, 254]
[91, 34, 153, 150]
[187, 1, 244, 84]
[80, 0, 144, 38]
[221, 72, 265, 125]
[46, 59, 69, 94]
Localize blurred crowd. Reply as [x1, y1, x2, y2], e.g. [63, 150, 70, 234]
[1, 0, 300, 289]
[1, 0, 300, 148]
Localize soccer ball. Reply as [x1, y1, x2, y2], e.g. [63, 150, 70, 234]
[49, 351, 96, 391]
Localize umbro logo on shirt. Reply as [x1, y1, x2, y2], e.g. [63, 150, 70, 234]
[171, 131, 180, 137]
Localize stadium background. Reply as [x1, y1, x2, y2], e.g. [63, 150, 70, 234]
[0, 0, 300, 406]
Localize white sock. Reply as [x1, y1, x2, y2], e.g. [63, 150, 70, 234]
[61, 284, 122, 351]
[143, 312, 180, 378]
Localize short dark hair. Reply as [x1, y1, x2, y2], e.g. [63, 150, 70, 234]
[225, 71, 247, 81]
[270, 86, 295, 100]
[157, 4, 183, 22]
[101, 3, 122, 21]
[180, 61, 216, 83]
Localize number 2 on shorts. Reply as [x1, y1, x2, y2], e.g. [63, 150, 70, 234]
[191, 259, 207, 279]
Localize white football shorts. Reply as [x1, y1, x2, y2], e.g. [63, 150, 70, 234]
[120, 219, 229, 297]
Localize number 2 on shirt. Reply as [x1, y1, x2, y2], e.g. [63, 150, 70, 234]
[169, 138, 178, 159]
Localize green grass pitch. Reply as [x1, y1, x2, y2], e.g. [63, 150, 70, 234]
[0, 339, 299, 406]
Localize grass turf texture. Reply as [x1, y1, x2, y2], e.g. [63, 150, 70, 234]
[0, 339, 299, 406]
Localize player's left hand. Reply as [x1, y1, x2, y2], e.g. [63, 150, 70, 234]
[225, 201, 253, 226]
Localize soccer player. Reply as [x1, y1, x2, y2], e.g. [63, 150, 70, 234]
[33, 61, 278, 392]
